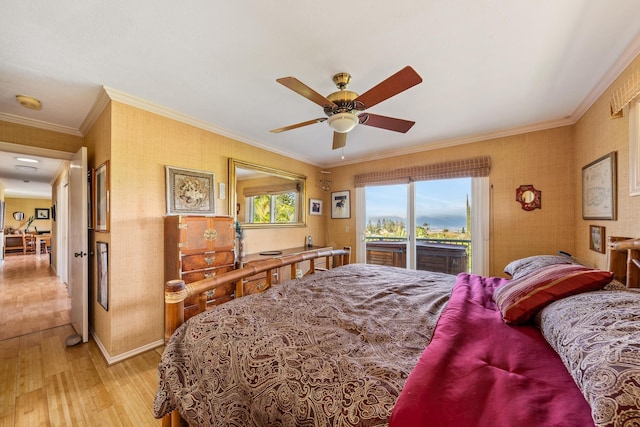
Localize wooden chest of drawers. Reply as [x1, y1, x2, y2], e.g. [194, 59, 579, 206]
[164, 215, 235, 318]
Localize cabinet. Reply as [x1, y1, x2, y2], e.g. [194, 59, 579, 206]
[238, 246, 332, 296]
[164, 216, 235, 318]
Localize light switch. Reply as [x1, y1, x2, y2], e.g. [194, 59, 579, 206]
[219, 182, 226, 199]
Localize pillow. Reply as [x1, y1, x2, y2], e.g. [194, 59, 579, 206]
[503, 254, 579, 279]
[493, 264, 613, 324]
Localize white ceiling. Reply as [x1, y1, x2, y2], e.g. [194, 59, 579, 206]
[2, 1, 640, 197]
[0, 149, 65, 198]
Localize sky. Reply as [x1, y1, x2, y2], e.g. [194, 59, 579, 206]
[365, 178, 471, 227]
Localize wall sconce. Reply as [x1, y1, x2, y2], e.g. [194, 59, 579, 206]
[320, 170, 332, 192]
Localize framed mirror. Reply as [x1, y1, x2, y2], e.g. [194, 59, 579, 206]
[230, 159, 306, 228]
[515, 184, 541, 211]
[13, 211, 25, 221]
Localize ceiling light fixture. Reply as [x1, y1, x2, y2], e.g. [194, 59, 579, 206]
[15, 94, 42, 110]
[327, 112, 359, 133]
[16, 157, 40, 163]
[15, 165, 38, 172]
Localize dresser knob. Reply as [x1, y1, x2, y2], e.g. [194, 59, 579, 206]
[204, 256, 215, 265]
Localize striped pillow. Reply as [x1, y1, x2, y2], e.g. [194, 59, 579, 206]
[493, 264, 613, 324]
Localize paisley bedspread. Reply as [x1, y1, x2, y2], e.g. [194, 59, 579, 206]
[153, 263, 455, 426]
[537, 286, 640, 427]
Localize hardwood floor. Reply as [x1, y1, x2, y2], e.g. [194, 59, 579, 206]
[0, 254, 70, 341]
[0, 255, 164, 426]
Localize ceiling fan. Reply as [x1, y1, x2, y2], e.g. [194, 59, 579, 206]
[270, 66, 423, 150]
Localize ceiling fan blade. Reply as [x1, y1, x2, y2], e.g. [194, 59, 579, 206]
[332, 132, 347, 150]
[359, 113, 415, 133]
[270, 118, 327, 133]
[353, 66, 422, 109]
[276, 77, 337, 108]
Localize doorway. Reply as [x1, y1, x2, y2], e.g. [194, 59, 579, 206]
[0, 141, 75, 338]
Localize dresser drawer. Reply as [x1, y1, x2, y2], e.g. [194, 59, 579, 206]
[184, 281, 236, 316]
[182, 251, 234, 271]
[181, 265, 234, 283]
[243, 276, 272, 296]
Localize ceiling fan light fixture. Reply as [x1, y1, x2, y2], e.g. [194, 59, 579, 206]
[327, 112, 359, 133]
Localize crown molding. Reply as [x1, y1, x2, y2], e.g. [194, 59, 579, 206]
[0, 112, 83, 136]
[79, 87, 112, 136]
[101, 87, 323, 167]
[323, 117, 573, 168]
[571, 32, 640, 121]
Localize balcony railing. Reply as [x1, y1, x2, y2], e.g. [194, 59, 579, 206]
[365, 236, 471, 274]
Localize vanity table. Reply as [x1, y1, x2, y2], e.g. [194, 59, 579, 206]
[238, 246, 332, 295]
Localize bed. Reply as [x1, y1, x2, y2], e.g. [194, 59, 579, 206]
[154, 239, 640, 426]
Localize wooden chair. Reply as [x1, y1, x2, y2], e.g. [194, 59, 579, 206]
[4, 232, 26, 256]
[24, 233, 37, 254]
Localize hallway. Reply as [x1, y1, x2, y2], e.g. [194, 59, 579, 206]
[0, 254, 70, 341]
[0, 254, 163, 426]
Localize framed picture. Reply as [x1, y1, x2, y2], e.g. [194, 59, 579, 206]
[331, 190, 351, 219]
[35, 208, 50, 219]
[309, 198, 322, 216]
[589, 225, 606, 254]
[165, 166, 216, 215]
[582, 152, 617, 220]
[95, 161, 110, 232]
[97, 241, 109, 311]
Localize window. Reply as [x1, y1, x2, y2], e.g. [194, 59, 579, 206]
[247, 192, 298, 224]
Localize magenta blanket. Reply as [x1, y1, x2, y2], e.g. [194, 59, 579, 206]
[390, 273, 594, 427]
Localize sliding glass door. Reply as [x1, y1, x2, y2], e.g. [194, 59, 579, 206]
[364, 184, 408, 268]
[414, 178, 471, 273]
[359, 177, 487, 275]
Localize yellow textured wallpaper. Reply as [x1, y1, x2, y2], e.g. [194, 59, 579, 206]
[573, 53, 640, 269]
[0, 121, 83, 153]
[326, 126, 575, 276]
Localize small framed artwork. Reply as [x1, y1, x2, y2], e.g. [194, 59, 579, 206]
[589, 225, 606, 254]
[582, 151, 617, 220]
[309, 198, 322, 216]
[35, 208, 50, 220]
[165, 166, 216, 215]
[95, 161, 110, 232]
[331, 190, 351, 219]
[97, 241, 109, 311]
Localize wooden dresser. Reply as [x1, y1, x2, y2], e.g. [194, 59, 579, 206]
[164, 215, 236, 318]
[238, 246, 332, 296]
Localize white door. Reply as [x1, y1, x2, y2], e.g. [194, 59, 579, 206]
[69, 147, 88, 342]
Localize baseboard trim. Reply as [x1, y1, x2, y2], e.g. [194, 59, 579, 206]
[90, 329, 164, 365]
